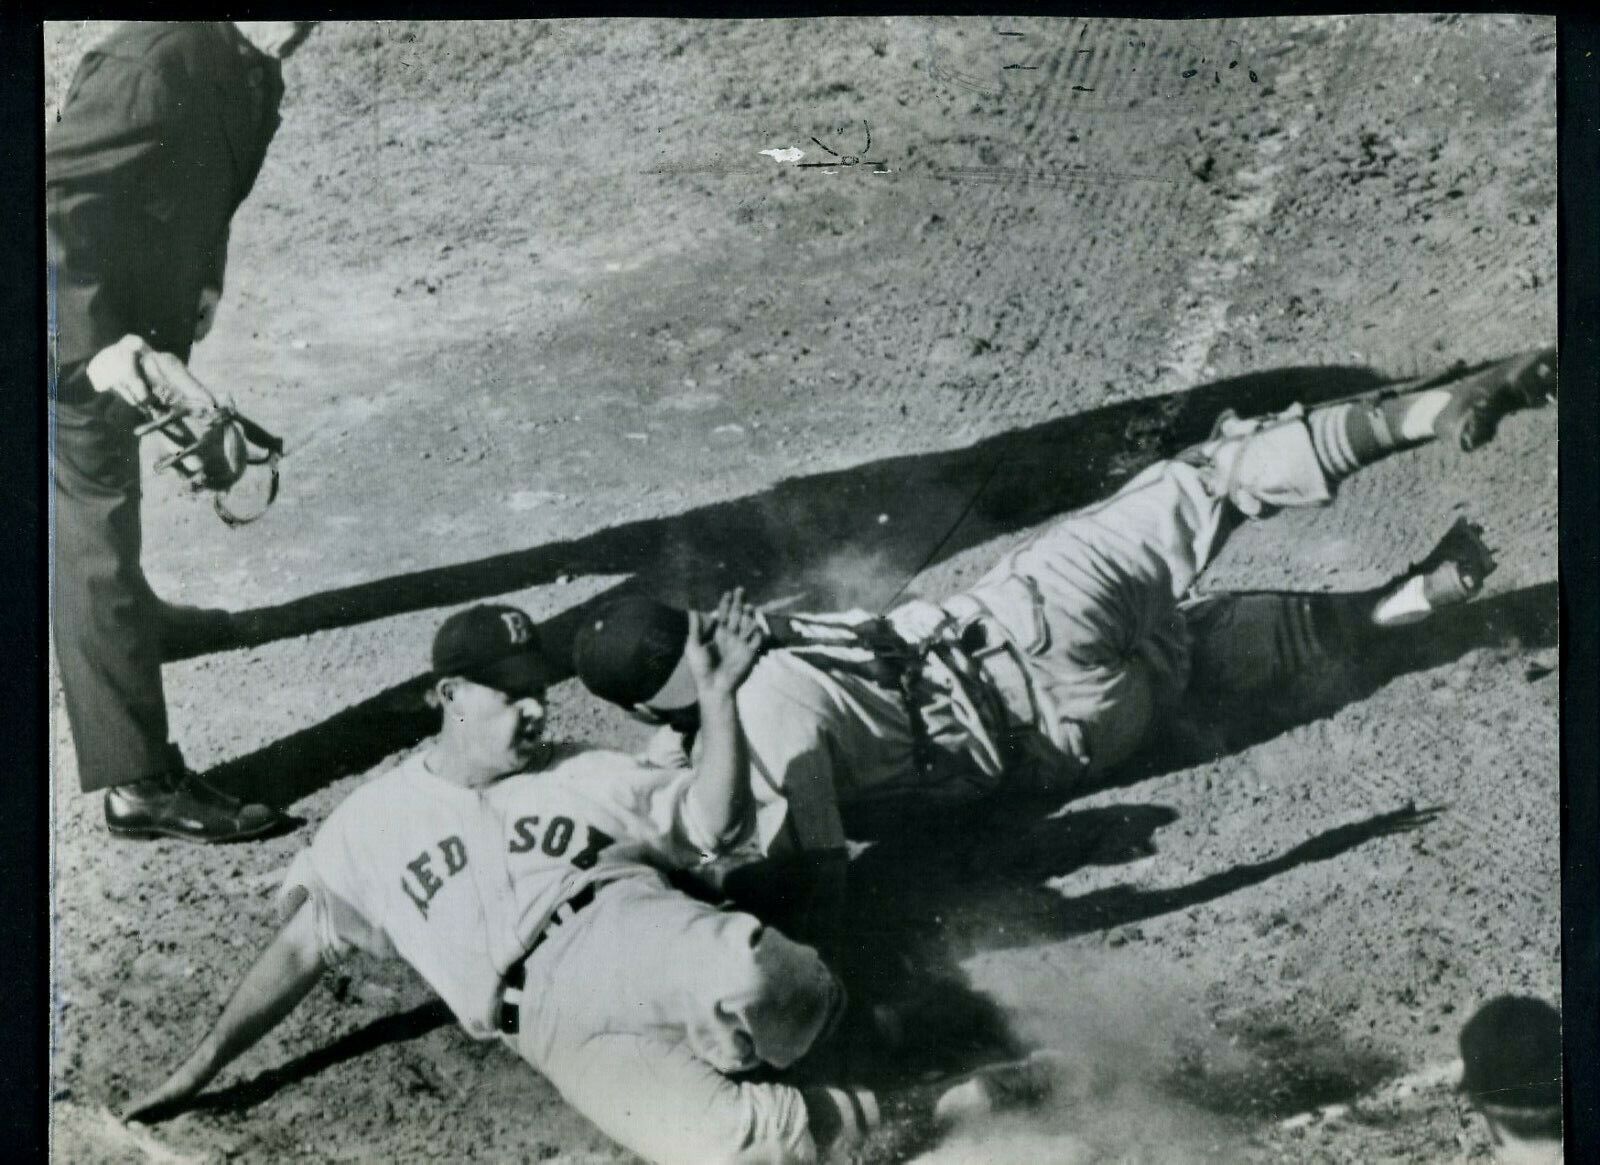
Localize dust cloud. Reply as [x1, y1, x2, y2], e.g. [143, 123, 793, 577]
[916, 951, 1256, 1163]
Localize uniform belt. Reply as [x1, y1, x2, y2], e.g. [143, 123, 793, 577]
[972, 642, 1037, 730]
[497, 883, 597, 1037]
[941, 595, 1038, 730]
[944, 597, 1093, 779]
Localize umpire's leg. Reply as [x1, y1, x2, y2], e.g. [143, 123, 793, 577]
[52, 396, 170, 793]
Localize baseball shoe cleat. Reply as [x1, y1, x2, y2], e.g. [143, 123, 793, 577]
[1371, 518, 1498, 628]
[933, 1050, 1067, 1126]
[1411, 517, 1499, 607]
[1433, 347, 1557, 452]
[105, 770, 291, 843]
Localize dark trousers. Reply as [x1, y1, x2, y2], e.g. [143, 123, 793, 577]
[53, 394, 169, 792]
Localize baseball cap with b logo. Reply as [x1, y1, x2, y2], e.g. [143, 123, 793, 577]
[432, 604, 561, 699]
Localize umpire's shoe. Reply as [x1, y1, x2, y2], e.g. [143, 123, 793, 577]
[105, 770, 288, 843]
[1435, 347, 1558, 452]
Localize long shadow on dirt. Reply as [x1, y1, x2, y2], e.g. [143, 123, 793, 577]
[214, 364, 1389, 657]
[203, 363, 1395, 806]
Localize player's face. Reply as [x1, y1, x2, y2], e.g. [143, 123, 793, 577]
[456, 680, 549, 775]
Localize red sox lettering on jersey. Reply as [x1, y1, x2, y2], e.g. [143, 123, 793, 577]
[271, 730, 853, 1164]
[401, 818, 617, 918]
[282, 745, 730, 1039]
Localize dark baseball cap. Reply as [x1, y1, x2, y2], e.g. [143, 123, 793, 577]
[432, 604, 560, 699]
[572, 596, 690, 708]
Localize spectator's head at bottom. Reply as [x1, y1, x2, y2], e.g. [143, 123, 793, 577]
[1459, 996, 1562, 1164]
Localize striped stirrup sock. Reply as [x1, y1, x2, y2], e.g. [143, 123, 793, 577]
[1309, 392, 1447, 482]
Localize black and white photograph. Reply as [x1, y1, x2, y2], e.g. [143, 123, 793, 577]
[44, 16, 1565, 1163]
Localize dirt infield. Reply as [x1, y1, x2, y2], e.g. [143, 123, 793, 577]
[47, 17, 1557, 1163]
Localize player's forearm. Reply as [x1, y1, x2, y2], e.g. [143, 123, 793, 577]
[687, 691, 754, 848]
[137, 909, 326, 1114]
[191, 936, 324, 1079]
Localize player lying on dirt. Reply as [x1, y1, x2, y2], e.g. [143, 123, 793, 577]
[572, 349, 1557, 945]
[120, 597, 1065, 1165]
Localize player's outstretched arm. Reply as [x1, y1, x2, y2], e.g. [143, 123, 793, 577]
[120, 900, 327, 1124]
[683, 588, 765, 848]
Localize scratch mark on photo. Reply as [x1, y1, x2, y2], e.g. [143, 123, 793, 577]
[920, 164, 1179, 189]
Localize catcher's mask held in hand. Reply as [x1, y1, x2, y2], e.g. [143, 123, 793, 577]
[131, 351, 285, 526]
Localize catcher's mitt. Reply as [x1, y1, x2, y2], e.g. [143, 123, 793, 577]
[131, 351, 285, 527]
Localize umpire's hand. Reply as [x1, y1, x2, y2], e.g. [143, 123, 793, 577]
[85, 333, 158, 410]
[194, 285, 223, 343]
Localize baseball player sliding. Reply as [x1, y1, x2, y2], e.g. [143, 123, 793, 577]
[120, 597, 1061, 1164]
[572, 349, 1557, 941]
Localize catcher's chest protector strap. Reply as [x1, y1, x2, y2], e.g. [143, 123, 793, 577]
[761, 614, 951, 782]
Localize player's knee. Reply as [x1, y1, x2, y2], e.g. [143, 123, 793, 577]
[1193, 416, 1333, 516]
[739, 925, 844, 1069]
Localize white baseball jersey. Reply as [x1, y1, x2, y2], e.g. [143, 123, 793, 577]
[279, 744, 840, 1164]
[647, 616, 1005, 857]
[278, 744, 737, 1038]
[652, 409, 1341, 843]
[955, 405, 1333, 779]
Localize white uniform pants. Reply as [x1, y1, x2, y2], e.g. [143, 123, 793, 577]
[959, 410, 1337, 781]
[509, 876, 840, 1165]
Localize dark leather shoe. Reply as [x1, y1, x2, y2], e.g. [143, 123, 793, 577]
[1413, 517, 1498, 603]
[104, 771, 288, 843]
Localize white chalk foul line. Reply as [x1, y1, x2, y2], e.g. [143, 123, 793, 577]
[1158, 48, 1315, 392]
[1160, 135, 1289, 391]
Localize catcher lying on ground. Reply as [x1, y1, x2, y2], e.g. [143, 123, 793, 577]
[572, 349, 1557, 950]
[121, 597, 1067, 1165]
